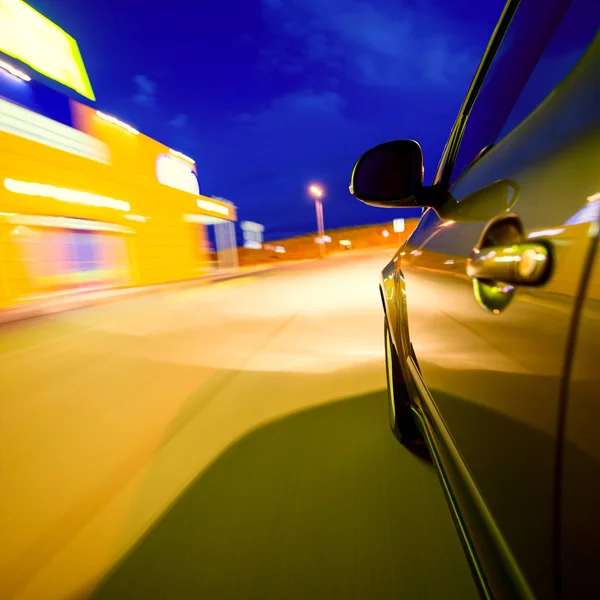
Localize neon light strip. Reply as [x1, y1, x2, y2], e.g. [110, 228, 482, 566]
[0, 98, 110, 163]
[169, 148, 195, 164]
[4, 178, 130, 212]
[0, 212, 133, 233]
[96, 111, 139, 135]
[124, 214, 149, 223]
[197, 198, 229, 216]
[0, 59, 30, 81]
[184, 214, 226, 225]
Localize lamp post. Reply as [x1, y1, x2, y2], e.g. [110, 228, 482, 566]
[309, 184, 325, 259]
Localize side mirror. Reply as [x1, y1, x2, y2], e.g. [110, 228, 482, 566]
[349, 140, 424, 208]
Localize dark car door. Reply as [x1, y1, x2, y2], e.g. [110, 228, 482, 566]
[403, 1, 599, 598]
[561, 233, 600, 598]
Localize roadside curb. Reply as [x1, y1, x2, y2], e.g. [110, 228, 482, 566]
[0, 265, 275, 326]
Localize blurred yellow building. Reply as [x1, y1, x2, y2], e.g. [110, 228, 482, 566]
[0, 0, 237, 309]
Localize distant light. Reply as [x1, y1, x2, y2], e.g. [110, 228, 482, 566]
[315, 237, 325, 244]
[197, 198, 230, 216]
[382, 230, 390, 238]
[322, 235, 332, 243]
[444, 259, 455, 265]
[169, 148, 195, 164]
[4, 178, 130, 212]
[275, 246, 286, 254]
[309, 184, 324, 198]
[340, 239, 351, 247]
[0, 59, 30, 82]
[124, 214, 149, 223]
[96, 111, 139, 135]
[244, 241, 262, 250]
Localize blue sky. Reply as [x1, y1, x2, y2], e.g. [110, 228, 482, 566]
[29, 0, 505, 240]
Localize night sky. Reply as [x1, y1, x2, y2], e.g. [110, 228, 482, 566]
[28, 0, 505, 240]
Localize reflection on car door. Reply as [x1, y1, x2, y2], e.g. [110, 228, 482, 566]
[404, 3, 599, 598]
[561, 229, 600, 598]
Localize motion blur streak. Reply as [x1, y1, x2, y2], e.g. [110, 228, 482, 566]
[4, 178, 131, 212]
[0, 98, 110, 163]
[0, 7, 238, 309]
[0, 213, 132, 233]
[0, 250, 478, 600]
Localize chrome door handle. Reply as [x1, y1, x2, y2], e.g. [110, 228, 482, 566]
[466, 242, 552, 286]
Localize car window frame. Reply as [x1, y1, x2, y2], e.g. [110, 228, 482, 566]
[432, 0, 520, 187]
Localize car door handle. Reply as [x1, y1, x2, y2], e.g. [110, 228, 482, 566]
[466, 242, 552, 286]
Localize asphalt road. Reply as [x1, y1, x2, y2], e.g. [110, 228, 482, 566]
[0, 249, 478, 600]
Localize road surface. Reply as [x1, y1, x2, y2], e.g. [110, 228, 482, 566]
[0, 249, 478, 600]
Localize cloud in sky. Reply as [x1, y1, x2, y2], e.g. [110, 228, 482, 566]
[261, 0, 478, 89]
[132, 74, 157, 106]
[196, 87, 380, 234]
[233, 89, 345, 128]
[183, 0, 500, 236]
[225, 88, 350, 188]
[169, 113, 189, 128]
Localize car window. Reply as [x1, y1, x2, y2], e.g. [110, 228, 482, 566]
[449, 0, 599, 186]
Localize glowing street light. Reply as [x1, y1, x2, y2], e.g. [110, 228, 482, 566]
[309, 184, 323, 198]
[308, 184, 325, 258]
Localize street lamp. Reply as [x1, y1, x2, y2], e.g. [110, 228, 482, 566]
[309, 184, 325, 259]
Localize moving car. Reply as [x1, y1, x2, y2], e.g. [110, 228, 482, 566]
[349, 0, 599, 598]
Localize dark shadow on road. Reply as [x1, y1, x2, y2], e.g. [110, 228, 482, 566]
[89, 389, 477, 600]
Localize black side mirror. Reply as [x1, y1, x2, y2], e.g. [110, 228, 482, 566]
[349, 140, 424, 208]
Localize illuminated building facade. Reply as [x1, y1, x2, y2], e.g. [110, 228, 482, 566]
[0, 0, 237, 308]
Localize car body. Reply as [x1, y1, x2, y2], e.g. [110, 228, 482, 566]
[350, 0, 599, 598]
